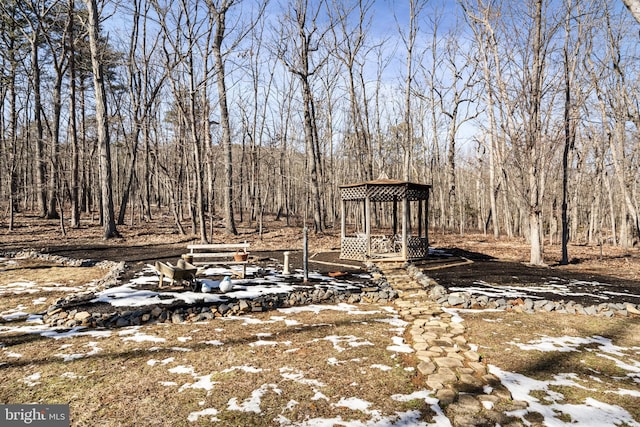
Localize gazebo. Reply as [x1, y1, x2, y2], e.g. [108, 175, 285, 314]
[339, 178, 431, 261]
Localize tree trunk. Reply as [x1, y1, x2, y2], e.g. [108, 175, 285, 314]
[210, 1, 237, 236]
[68, 0, 80, 228]
[30, 29, 47, 218]
[85, 0, 119, 239]
[560, 41, 571, 264]
[527, 0, 545, 265]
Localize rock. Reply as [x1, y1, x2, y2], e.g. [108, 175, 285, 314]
[417, 360, 437, 375]
[452, 414, 491, 427]
[464, 350, 481, 362]
[436, 388, 457, 405]
[453, 336, 467, 346]
[445, 352, 465, 361]
[429, 285, 447, 300]
[509, 298, 524, 307]
[489, 384, 512, 401]
[524, 298, 534, 311]
[626, 304, 640, 315]
[448, 292, 469, 306]
[47, 307, 63, 316]
[584, 305, 598, 316]
[417, 350, 442, 359]
[476, 295, 489, 306]
[74, 311, 92, 322]
[171, 313, 185, 323]
[413, 342, 429, 351]
[426, 379, 444, 390]
[477, 394, 501, 406]
[533, 299, 548, 309]
[432, 337, 454, 347]
[238, 300, 250, 313]
[196, 312, 214, 321]
[452, 394, 482, 413]
[65, 319, 79, 328]
[469, 362, 487, 374]
[457, 373, 485, 393]
[504, 400, 529, 411]
[115, 317, 129, 327]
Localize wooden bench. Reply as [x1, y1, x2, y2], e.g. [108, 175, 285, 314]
[183, 242, 250, 278]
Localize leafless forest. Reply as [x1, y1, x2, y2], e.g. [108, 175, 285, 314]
[2, 0, 640, 265]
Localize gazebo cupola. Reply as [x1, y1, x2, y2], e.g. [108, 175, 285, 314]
[339, 178, 431, 261]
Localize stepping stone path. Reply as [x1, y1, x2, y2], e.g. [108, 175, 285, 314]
[377, 262, 529, 427]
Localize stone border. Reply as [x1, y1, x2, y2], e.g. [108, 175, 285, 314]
[42, 265, 398, 329]
[406, 264, 640, 317]
[1, 250, 126, 290]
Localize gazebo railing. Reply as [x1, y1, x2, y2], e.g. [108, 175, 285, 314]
[340, 236, 368, 260]
[340, 234, 428, 260]
[406, 236, 429, 259]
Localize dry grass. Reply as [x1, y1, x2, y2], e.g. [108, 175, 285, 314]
[0, 306, 438, 426]
[462, 310, 640, 422]
[0, 259, 107, 315]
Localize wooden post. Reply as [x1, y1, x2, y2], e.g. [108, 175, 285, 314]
[303, 227, 309, 283]
[393, 196, 398, 237]
[365, 195, 371, 257]
[425, 192, 430, 251]
[341, 198, 346, 240]
[402, 194, 409, 260]
[417, 199, 423, 237]
[283, 251, 290, 275]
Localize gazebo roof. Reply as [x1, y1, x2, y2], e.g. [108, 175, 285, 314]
[339, 178, 431, 202]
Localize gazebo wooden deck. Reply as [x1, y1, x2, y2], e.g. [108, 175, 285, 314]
[339, 178, 431, 262]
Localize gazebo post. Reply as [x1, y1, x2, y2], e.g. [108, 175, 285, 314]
[365, 195, 371, 257]
[424, 195, 430, 248]
[341, 198, 346, 241]
[392, 197, 398, 237]
[402, 194, 409, 260]
[418, 199, 423, 237]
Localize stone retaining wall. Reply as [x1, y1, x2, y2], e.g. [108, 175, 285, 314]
[406, 264, 640, 317]
[43, 266, 398, 329]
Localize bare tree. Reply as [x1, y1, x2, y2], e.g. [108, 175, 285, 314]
[67, 0, 81, 228]
[621, 0, 640, 23]
[84, 0, 118, 238]
[13, 0, 49, 218]
[207, 0, 238, 236]
[329, 0, 374, 182]
[117, 0, 169, 227]
[559, 0, 588, 264]
[431, 29, 481, 232]
[277, 0, 330, 233]
[397, 0, 427, 181]
[602, 6, 640, 246]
